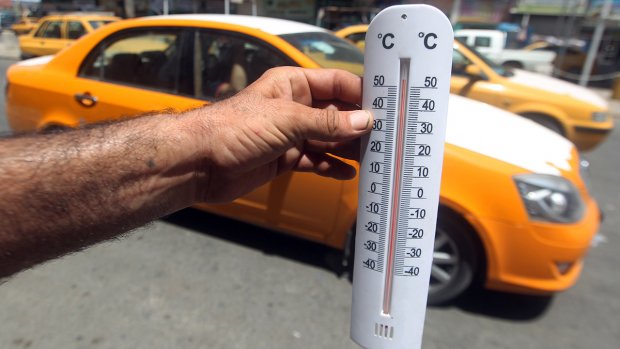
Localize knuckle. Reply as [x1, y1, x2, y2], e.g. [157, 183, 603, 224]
[332, 75, 343, 98]
[319, 108, 340, 136]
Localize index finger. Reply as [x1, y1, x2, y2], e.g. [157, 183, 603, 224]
[301, 68, 362, 105]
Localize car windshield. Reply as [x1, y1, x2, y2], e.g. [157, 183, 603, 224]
[89, 20, 115, 29]
[279, 32, 364, 76]
[456, 38, 514, 77]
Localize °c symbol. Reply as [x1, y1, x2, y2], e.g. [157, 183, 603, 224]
[382, 33, 395, 49]
[424, 32, 437, 50]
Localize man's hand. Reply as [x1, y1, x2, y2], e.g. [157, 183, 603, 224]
[184, 67, 372, 203]
[0, 67, 371, 277]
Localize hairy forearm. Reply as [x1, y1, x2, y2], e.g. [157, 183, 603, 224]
[0, 67, 369, 279]
[0, 112, 200, 277]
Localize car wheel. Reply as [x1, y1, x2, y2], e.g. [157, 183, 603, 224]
[502, 61, 523, 69]
[427, 213, 480, 305]
[345, 211, 482, 305]
[521, 113, 564, 136]
[40, 124, 70, 134]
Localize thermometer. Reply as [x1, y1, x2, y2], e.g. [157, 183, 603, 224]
[351, 5, 453, 349]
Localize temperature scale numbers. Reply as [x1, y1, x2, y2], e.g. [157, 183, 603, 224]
[362, 82, 442, 278]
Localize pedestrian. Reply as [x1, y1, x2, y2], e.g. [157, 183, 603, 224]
[0, 67, 372, 278]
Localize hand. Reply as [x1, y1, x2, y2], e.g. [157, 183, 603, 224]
[186, 67, 373, 203]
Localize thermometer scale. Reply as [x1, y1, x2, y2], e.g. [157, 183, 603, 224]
[351, 5, 453, 349]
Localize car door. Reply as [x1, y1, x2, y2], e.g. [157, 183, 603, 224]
[73, 27, 202, 124]
[73, 25, 344, 242]
[191, 28, 346, 242]
[22, 20, 53, 56]
[36, 19, 66, 55]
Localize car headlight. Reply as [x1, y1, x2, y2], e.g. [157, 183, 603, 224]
[514, 174, 585, 223]
[591, 111, 609, 122]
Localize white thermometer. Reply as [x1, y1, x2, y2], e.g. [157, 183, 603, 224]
[351, 5, 453, 349]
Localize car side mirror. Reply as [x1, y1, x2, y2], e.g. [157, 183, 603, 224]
[465, 64, 484, 79]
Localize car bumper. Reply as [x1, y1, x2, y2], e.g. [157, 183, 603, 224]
[480, 197, 600, 295]
[569, 117, 614, 152]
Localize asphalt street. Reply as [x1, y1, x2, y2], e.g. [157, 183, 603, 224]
[0, 54, 618, 349]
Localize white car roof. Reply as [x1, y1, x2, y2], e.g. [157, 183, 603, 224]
[144, 14, 328, 35]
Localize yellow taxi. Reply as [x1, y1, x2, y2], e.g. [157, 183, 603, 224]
[10, 17, 39, 36]
[18, 13, 119, 59]
[335, 25, 614, 151]
[6, 15, 600, 304]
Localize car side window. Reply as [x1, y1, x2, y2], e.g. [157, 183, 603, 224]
[346, 32, 366, 44]
[67, 21, 86, 40]
[33, 21, 50, 38]
[474, 36, 491, 48]
[194, 30, 290, 100]
[452, 49, 473, 76]
[40, 20, 62, 39]
[80, 29, 193, 96]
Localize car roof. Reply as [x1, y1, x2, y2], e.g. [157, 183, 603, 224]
[39, 14, 119, 21]
[142, 14, 328, 35]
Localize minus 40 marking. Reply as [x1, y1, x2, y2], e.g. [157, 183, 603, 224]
[403, 266, 420, 276]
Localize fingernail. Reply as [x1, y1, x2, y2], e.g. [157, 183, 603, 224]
[350, 111, 371, 131]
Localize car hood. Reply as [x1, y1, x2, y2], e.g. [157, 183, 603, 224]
[447, 95, 574, 176]
[507, 69, 607, 109]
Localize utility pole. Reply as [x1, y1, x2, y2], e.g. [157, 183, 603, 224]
[450, 0, 461, 25]
[579, 0, 612, 86]
[124, 0, 136, 18]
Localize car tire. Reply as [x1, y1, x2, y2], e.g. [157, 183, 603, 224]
[521, 113, 564, 136]
[427, 212, 481, 305]
[502, 61, 524, 69]
[40, 124, 70, 134]
[345, 210, 482, 305]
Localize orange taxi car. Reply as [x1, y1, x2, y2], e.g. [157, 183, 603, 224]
[10, 17, 39, 36]
[335, 25, 614, 151]
[6, 15, 600, 304]
[19, 13, 119, 59]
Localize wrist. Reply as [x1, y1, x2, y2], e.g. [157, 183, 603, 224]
[174, 105, 217, 204]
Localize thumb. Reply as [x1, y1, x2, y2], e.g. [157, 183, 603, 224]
[293, 104, 373, 142]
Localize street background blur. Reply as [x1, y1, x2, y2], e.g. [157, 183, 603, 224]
[0, 1, 619, 348]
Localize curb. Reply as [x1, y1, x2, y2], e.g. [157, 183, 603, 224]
[0, 52, 20, 60]
[0, 31, 20, 60]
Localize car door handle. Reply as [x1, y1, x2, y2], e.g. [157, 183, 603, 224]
[74, 92, 97, 108]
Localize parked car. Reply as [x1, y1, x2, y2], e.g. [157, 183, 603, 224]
[454, 29, 555, 75]
[6, 15, 600, 304]
[335, 25, 614, 151]
[19, 13, 119, 59]
[11, 17, 39, 36]
[523, 41, 592, 81]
